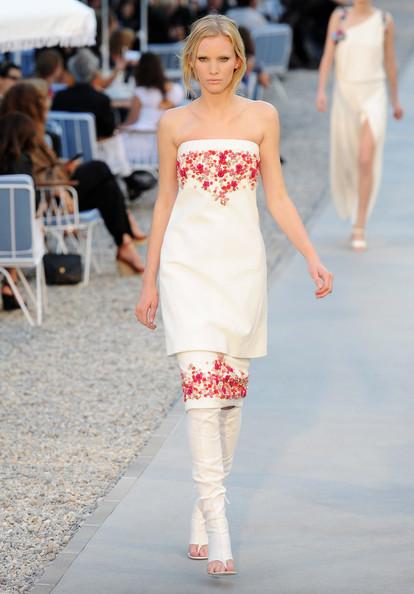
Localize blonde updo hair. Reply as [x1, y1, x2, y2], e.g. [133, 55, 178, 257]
[182, 15, 246, 96]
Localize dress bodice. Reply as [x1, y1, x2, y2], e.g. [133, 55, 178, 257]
[176, 139, 260, 206]
[335, 10, 386, 83]
[160, 137, 267, 359]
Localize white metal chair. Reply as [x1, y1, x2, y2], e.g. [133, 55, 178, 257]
[251, 24, 292, 102]
[0, 175, 47, 326]
[38, 183, 102, 286]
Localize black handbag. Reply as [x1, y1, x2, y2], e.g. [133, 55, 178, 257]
[43, 253, 82, 285]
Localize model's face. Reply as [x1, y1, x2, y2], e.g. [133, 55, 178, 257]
[193, 35, 240, 95]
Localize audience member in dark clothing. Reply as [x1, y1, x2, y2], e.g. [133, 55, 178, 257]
[35, 49, 64, 91]
[0, 82, 146, 275]
[197, 0, 232, 18]
[0, 112, 38, 310]
[52, 48, 145, 198]
[281, 0, 346, 68]
[52, 50, 115, 139]
[0, 62, 22, 102]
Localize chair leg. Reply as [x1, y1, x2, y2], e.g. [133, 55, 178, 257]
[91, 222, 102, 274]
[0, 267, 35, 326]
[83, 225, 93, 286]
[36, 262, 43, 325]
[16, 268, 36, 307]
[271, 76, 288, 104]
[41, 261, 48, 312]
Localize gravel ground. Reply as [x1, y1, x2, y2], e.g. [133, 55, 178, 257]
[1, 5, 413, 592]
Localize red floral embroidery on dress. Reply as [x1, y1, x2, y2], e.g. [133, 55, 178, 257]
[180, 357, 249, 402]
[177, 149, 260, 206]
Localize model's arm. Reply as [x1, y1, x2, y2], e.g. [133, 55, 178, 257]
[384, 15, 404, 120]
[259, 103, 333, 298]
[135, 112, 179, 328]
[316, 9, 341, 112]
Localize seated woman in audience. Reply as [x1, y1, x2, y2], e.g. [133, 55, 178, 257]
[0, 112, 40, 310]
[0, 82, 146, 275]
[122, 52, 185, 129]
[121, 52, 184, 166]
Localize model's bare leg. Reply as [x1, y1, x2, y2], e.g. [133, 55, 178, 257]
[353, 120, 376, 250]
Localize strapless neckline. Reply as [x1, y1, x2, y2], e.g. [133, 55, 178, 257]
[178, 138, 260, 153]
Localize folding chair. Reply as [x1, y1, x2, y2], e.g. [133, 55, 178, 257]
[47, 111, 98, 161]
[251, 24, 292, 102]
[0, 175, 46, 326]
[38, 183, 102, 286]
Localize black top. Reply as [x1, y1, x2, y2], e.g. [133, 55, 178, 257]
[52, 83, 116, 139]
[2, 153, 33, 176]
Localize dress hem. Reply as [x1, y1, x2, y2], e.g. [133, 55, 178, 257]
[167, 346, 267, 359]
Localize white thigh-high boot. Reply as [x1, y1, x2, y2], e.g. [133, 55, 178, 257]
[187, 408, 236, 573]
[189, 406, 242, 555]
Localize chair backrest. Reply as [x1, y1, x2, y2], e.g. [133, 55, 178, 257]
[120, 130, 159, 174]
[238, 72, 264, 101]
[47, 111, 98, 162]
[0, 175, 36, 261]
[147, 42, 184, 80]
[251, 24, 292, 76]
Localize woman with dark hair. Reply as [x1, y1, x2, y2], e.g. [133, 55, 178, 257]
[121, 52, 184, 170]
[0, 112, 39, 310]
[0, 111, 36, 176]
[1, 82, 146, 274]
[122, 52, 184, 129]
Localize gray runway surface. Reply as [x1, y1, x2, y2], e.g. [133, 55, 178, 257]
[39, 50, 414, 594]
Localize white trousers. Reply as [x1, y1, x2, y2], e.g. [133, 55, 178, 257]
[187, 406, 242, 563]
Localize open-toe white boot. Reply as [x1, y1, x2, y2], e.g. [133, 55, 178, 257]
[187, 408, 239, 576]
[188, 406, 242, 561]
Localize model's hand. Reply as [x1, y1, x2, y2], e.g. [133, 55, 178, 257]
[135, 285, 159, 329]
[316, 91, 328, 112]
[393, 102, 404, 120]
[308, 259, 333, 299]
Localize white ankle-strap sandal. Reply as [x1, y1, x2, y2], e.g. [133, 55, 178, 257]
[351, 227, 367, 251]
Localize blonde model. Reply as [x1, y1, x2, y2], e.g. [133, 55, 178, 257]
[135, 15, 333, 577]
[317, 0, 403, 251]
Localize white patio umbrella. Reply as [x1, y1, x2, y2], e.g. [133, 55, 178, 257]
[0, 0, 96, 53]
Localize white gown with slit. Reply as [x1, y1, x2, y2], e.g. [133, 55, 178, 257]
[331, 9, 387, 221]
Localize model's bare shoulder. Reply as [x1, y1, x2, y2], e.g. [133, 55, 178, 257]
[158, 106, 188, 144]
[253, 100, 280, 131]
[247, 101, 280, 147]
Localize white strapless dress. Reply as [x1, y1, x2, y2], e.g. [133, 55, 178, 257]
[159, 138, 267, 358]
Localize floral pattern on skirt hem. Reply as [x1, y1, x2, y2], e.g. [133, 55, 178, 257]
[177, 352, 250, 407]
